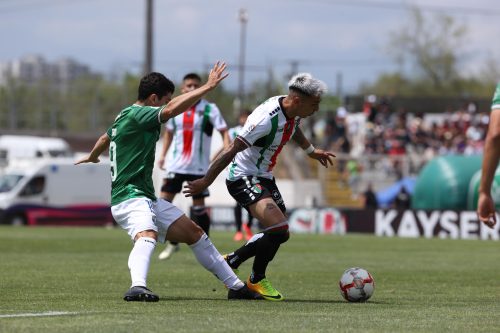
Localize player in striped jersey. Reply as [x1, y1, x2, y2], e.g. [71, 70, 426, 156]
[76, 63, 262, 302]
[157, 73, 230, 260]
[477, 82, 500, 229]
[229, 111, 255, 241]
[184, 73, 335, 301]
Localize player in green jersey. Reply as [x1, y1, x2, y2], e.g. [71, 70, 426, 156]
[76, 62, 262, 302]
[477, 82, 500, 229]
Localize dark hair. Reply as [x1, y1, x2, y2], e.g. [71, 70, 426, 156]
[137, 72, 175, 101]
[239, 109, 252, 117]
[183, 73, 202, 82]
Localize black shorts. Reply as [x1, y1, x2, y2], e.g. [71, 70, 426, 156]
[226, 176, 286, 213]
[161, 172, 209, 199]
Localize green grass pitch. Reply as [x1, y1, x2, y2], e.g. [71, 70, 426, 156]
[0, 226, 499, 332]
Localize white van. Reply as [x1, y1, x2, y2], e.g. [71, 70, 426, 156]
[0, 158, 111, 225]
[0, 135, 73, 167]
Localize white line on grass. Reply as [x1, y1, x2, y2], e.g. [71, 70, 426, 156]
[0, 311, 78, 318]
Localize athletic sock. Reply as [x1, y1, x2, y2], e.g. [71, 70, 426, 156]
[128, 237, 156, 288]
[191, 206, 211, 235]
[251, 233, 280, 279]
[251, 226, 289, 280]
[226, 232, 264, 269]
[250, 271, 266, 284]
[190, 234, 244, 290]
[234, 204, 243, 232]
[247, 216, 254, 229]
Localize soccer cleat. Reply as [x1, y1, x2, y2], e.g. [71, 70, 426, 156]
[228, 283, 264, 300]
[246, 278, 284, 301]
[233, 231, 244, 241]
[123, 286, 159, 302]
[223, 254, 240, 275]
[158, 243, 179, 260]
[242, 223, 253, 240]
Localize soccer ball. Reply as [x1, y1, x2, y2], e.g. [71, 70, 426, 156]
[339, 267, 375, 302]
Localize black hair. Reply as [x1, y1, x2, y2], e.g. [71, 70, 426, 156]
[239, 109, 252, 117]
[183, 73, 202, 82]
[137, 72, 175, 101]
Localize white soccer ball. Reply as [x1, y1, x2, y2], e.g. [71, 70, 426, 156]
[339, 267, 375, 302]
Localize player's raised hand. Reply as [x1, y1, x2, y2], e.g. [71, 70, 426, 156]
[308, 148, 335, 168]
[183, 178, 210, 197]
[205, 61, 229, 90]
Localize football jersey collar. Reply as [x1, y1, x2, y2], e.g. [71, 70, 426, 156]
[278, 96, 293, 120]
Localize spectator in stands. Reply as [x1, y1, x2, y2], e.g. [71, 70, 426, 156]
[363, 183, 378, 209]
[330, 107, 350, 173]
[344, 159, 362, 197]
[364, 94, 378, 123]
[393, 186, 411, 210]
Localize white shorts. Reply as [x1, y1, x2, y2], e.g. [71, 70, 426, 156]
[111, 197, 184, 243]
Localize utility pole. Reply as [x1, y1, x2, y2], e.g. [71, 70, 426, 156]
[237, 8, 248, 114]
[144, 0, 154, 74]
[288, 60, 299, 79]
[336, 71, 343, 102]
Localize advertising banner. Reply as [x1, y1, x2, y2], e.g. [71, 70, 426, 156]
[374, 210, 499, 240]
[208, 205, 499, 241]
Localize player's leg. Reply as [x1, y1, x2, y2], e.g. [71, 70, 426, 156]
[242, 208, 254, 240]
[190, 196, 211, 235]
[225, 177, 286, 269]
[111, 198, 160, 302]
[155, 200, 262, 300]
[233, 203, 244, 241]
[244, 198, 289, 301]
[224, 176, 267, 268]
[165, 214, 244, 289]
[159, 178, 170, 200]
[247, 198, 289, 279]
[224, 177, 289, 301]
[158, 176, 181, 260]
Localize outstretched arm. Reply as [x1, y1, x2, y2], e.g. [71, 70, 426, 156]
[292, 127, 335, 168]
[157, 130, 173, 170]
[211, 128, 230, 161]
[160, 62, 228, 122]
[183, 137, 248, 197]
[75, 133, 110, 165]
[477, 108, 500, 228]
[221, 128, 231, 149]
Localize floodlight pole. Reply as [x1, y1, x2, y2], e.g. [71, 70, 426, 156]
[237, 8, 248, 113]
[144, 0, 154, 74]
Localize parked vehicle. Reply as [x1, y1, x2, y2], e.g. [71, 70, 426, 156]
[0, 135, 73, 167]
[0, 158, 112, 225]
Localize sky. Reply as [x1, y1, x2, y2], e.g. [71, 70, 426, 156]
[0, 0, 499, 94]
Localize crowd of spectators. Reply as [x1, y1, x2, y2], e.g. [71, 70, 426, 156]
[317, 96, 490, 177]
[303, 95, 492, 203]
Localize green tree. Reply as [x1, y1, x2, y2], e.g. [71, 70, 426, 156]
[362, 6, 497, 98]
[388, 6, 467, 93]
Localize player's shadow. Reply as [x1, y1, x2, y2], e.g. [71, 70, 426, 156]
[284, 298, 386, 304]
[158, 296, 236, 302]
[157, 296, 385, 304]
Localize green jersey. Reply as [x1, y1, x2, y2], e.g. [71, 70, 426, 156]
[492, 82, 500, 110]
[107, 104, 165, 205]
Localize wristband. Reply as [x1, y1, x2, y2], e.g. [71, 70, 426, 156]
[304, 144, 315, 155]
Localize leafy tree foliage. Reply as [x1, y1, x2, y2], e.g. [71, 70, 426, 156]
[362, 7, 497, 98]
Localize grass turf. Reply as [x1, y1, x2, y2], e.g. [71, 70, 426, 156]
[0, 226, 499, 332]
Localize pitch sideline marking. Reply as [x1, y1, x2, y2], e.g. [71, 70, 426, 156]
[0, 311, 79, 318]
